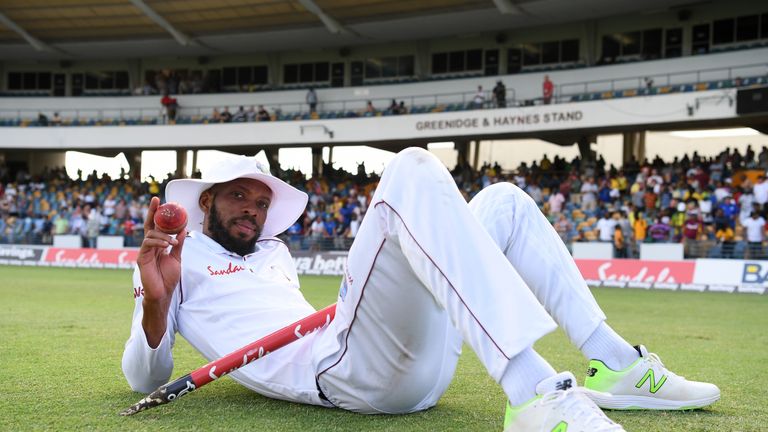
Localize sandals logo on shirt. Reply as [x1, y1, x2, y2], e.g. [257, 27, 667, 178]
[207, 262, 246, 276]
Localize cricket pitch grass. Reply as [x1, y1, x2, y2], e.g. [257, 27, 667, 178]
[1, 266, 766, 431]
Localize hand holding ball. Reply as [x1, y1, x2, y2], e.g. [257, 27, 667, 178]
[154, 202, 188, 235]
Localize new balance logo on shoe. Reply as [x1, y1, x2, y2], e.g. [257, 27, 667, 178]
[635, 369, 667, 394]
[586, 367, 598, 377]
[555, 379, 573, 391]
[551, 421, 568, 432]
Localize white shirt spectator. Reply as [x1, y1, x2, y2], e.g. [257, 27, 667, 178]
[753, 179, 768, 205]
[548, 192, 565, 214]
[743, 216, 766, 242]
[596, 217, 617, 242]
[103, 198, 116, 216]
[580, 181, 598, 203]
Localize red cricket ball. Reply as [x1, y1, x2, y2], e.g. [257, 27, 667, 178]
[154, 202, 188, 234]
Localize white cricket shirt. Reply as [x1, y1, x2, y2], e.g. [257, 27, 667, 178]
[122, 231, 332, 406]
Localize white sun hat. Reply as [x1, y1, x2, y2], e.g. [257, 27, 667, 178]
[164, 155, 308, 238]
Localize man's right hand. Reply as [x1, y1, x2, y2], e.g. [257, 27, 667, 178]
[137, 196, 187, 348]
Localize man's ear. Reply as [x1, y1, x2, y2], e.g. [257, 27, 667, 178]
[199, 189, 213, 213]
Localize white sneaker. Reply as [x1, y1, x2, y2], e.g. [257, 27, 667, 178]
[503, 372, 625, 432]
[584, 345, 720, 410]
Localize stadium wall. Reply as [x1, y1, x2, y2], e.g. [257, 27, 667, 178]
[0, 244, 763, 294]
[0, 89, 738, 150]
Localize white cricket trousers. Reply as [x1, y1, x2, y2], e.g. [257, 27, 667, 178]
[314, 148, 605, 414]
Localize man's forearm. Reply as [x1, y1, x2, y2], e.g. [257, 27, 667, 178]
[142, 298, 171, 348]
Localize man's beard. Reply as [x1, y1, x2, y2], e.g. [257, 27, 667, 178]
[208, 200, 262, 256]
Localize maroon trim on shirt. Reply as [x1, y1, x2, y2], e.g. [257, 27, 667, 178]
[373, 200, 511, 360]
[178, 276, 184, 304]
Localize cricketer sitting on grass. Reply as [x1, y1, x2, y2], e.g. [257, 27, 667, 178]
[123, 147, 719, 431]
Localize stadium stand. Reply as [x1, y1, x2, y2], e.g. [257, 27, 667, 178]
[2, 146, 768, 260]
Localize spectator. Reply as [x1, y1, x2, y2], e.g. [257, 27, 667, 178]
[246, 106, 257, 122]
[715, 221, 735, 258]
[613, 225, 626, 258]
[211, 108, 222, 123]
[388, 99, 399, 114]
[596, 212, 617, 243]
[364, 101, 376, 116]
[220, 107, 233, 123]
[398, 101, 408, 115]
[743, 211, 766, 259]
[51, 112, 62, 126]
[492, 81, 507, 108]
[648, 217, 671, 243]
[753, 175, 768, 211]
[633, 211, 648, 256]
[38, 112, 49, 126]
[547, 190, 565, 215]
[306, 87, 318, 114]
[472, 85, 485, 109]
[542, 75, 554, 104]
[580, 177, 598, 213]
[554, 213, 572, 244]
[257, 105, 270, 122]
[160, 92, 178, 124]
[232, 106, 247, 122]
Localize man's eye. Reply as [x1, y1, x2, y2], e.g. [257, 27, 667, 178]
[257, 201, 270, 209]
[233, 191, 244, 199]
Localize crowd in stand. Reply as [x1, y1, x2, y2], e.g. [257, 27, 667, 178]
[2, 145, 768, 260]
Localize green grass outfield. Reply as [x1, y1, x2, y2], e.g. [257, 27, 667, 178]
[1, 266, 766, 431]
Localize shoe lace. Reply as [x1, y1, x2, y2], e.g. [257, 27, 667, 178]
[645, 352, 684, 380]
[541, 388, 624, 432]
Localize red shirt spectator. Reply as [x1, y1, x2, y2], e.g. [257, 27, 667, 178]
[543, 75, 554, 104]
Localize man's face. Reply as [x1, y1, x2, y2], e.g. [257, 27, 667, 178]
[200, 178, 272, 256]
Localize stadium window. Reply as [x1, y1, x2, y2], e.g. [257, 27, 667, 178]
[665, 28, 682, 58]
[762, 13, 768, 39]
[642, 29, 662, 59]
[622, 31, 641, 56]
[115, 71, 129, 89]
[23, 72, 36, 90]
[314, 62, 329, 82]
[507, 48, 522, 73]
[299, 63, 313, 82]
[71, 73, 83, 96]
[381, 57, 397, 78]
[85, 73, 99, 89]
[253, 66, 268, 84]
[38, 72, 52, 89]
[7, 72, 21, 90]
[736, 15, 759, 41]
[448, 51, 465, 72]
[466, 49, 482, 70]
[350, 61, 364, 86]
[398, 55, 414, 76]
[601, 35, 620, 62]
[283, 64, 298, 84]
[484, 49, 499, 76]
[432, 52, 448, 74]
[331, 62, 344, 87]
[222, 67, 237, 87]
[100, 71, 114, 89]
[692, 24, 710, 55]
[541, 41, 559, 64]
[365, 59, 382, 78]
[560, 39, 579, 62]
[713, 18, 735, 45]
[237, 66, 252, 86]
[522, 43, 541, 66]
